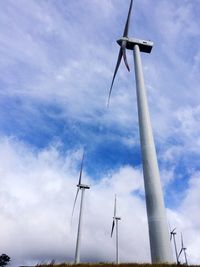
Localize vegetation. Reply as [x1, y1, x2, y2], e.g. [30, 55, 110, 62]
[35, 264, 199, 267]
[0, 254, 11, 267]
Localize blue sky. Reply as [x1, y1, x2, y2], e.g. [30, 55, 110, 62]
[0, 0, 200, 265]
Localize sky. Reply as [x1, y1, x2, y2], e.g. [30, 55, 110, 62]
[0, 0, 200, 266]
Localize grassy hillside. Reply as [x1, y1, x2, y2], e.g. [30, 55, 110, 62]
[34, 263, 199, 267]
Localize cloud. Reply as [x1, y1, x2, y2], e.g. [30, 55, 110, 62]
[0, 137, 149, 265]
[0, 0, 200, 265]
[0, 137, 200, 265]
[0, 0, 199, 151]
[167, 171, 200, 264]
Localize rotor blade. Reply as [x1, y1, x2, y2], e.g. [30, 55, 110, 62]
[171, 227, 176, 234]
[107, 48, 123, 107]
[170, 233, 172, 241]
[178, 248, 183, 258]
[71, 188, 80, 223]
[170, 227, 176, 240]
[122, 47, 130, 72]
[181, 232, 184, 248]
[168, 222, 172, 240]
[78, 151, 85, 186]
[123, 0, 133, 37]
[114, 195, 117, 217]
[111, 220, 115, 237]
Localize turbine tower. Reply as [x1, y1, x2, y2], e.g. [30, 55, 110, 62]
[170, 228, 179, 264]
[71, 151, 90, 264]
[111, 195, 121, 264]
[178, 233, 188, 265]
[108, 0, 173, 263]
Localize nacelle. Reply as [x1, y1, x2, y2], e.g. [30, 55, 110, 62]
[117, 37, 153, 53]
[77, 184, 90, 189]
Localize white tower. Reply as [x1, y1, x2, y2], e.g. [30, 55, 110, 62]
[133, 42, 173, 262]
[111, 195, 121, 264]
[108, 0, 173, 263]
[71, 152, 90, 264]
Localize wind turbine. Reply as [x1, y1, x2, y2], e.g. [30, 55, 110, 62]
[111, 195, 121, 264]
[71, 152, 90, 264]
[170, 228, 179, 264]
[107, 0, 173, 263]
[178, 233, 188, 265]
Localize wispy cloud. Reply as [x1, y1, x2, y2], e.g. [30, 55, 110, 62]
[0, 138, 200, 265]
[0, 0, 200, 264]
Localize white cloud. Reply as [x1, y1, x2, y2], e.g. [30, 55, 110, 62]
[167, 171, 200, 264]
[0, 137, 200, 265]
[0, 0, 200, 265]
[0, 0, 199, 148]
[0, 137, 149, 265]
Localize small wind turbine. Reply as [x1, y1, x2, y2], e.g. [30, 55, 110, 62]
[107, 0, 173, 263]
[170, 228, 179, 264]
[111, 195, 121, 264]
[71, 151, 90, 264]
[178, 233, 188, 265]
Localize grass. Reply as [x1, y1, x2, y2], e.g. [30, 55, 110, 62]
[34, 263, 199, 267]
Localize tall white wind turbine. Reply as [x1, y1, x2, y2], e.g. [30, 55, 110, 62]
[71, 152, 90, 264]
[170, 228, 179, 264]
[107, 0, 173, 263]
[178, 233, 188, 265]
[111, 195, 121, 264]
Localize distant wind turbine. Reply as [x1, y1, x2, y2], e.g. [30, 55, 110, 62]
[71, 152, 90, 264]
[111, 195, 121, 264]
[178, 233, 188, 265]
[170, 228, 179, 264]
[107, 0, 173, 263]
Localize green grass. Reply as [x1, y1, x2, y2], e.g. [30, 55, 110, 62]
[35, 263, 199, 267]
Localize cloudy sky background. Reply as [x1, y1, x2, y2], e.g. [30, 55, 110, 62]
[0, 0, 200, 266]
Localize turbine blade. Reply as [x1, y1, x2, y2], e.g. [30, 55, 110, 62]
[111, 220, 115, 237]
[107, 0, 133, 106]
[78, 151, 85, 186]
[123, 0, 133, 37]
[181, 232, 184, 248]
[107, 48, 123, 106]
[71, 188, 80, 223]
[168, 222, 172, 231]
[170, 227, 176, 241]
[170, 233, 172, 241]
[122, 47, 130, 72]
[178, 248, 183, 258]
[114, 195, 117, 217]
[171, 227, 176, 234]
[168, 223, 172, 240]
